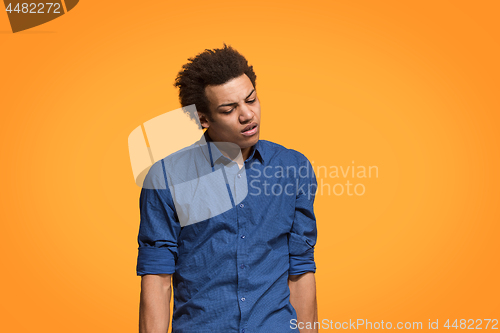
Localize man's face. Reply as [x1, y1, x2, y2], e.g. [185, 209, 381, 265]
[202, 74, 261, 150]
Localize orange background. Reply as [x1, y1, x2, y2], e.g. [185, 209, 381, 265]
[1, 1, 499, 332]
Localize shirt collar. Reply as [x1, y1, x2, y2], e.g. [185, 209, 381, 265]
[199, 131, 265, 167]
[247, 139, 265, 164]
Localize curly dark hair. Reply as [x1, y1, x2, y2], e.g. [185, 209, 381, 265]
[174, 44, 257, 128]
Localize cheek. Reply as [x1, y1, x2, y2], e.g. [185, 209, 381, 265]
[255, 99, 261, 109]
[219, 117, 240, 132]
[253, 104, 261, 118]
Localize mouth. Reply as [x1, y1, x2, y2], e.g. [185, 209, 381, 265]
[241, 123, 258, 136]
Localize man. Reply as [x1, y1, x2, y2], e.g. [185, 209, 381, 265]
[137, 45, 318, 333]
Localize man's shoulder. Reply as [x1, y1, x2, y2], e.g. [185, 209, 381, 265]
[258, 139, 311, 165]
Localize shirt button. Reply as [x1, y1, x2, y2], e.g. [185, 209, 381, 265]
[241, 235, 245, 239]
[240, 264, 245, 269]
[240, 297, 246, 302]
[239, 203, 244, 208]
[237, 174, 242, 178]
[242, 330, 245, 333]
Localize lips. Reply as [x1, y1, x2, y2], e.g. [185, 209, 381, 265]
[242, 123, 257, 133]
[241, 123, 258, 136]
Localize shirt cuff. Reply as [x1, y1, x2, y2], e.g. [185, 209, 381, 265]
[136, 246, 176, 276]
[289, 247, 316, 275]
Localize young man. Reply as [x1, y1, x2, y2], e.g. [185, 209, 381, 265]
[137, 45, 318, 333]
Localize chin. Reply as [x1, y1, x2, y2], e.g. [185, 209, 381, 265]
[237, 137, 256, 148]
[246, 135, 260, 147]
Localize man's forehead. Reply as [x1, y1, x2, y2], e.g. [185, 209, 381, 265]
[205, 74, 254, 104]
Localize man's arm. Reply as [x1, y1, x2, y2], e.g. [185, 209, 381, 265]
[288, 272, 318, 333]
[139, 274, 172, 333]
[137, 162, 181, 331]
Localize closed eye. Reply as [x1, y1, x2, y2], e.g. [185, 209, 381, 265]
[222, 98, 256, 114]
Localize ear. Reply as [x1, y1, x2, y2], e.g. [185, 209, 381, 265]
[198, 112, 210, 129]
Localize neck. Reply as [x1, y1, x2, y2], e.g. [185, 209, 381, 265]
[241, 146, 252, 162]
[205, 130, 254, 163]
[217, 145, 252, 170]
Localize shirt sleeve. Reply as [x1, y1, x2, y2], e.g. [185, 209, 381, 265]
[136, 160, 181, 276]
[288, 153, 318, 275]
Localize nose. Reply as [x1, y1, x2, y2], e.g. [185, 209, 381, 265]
[239, 103, 254, 123]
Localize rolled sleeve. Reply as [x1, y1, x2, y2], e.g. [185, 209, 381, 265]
[136, 160, 181, 276]
[288, 154, 318, 275]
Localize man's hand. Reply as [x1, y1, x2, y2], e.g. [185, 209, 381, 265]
[288, 272, 318, 333]
[139, 274, 172, 333]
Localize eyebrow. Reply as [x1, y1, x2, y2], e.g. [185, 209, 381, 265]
[217, 89, 256, 109]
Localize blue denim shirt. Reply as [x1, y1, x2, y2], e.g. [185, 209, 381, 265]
[137, 132, 318, 333]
